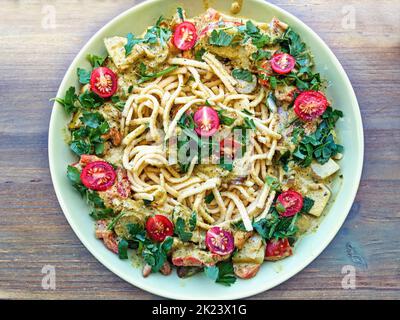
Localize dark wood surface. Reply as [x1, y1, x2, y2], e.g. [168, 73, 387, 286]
[0, 0, 399, 300]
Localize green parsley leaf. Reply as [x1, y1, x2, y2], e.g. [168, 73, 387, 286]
[232, 69, 253, 82]
[195, 48, 206, 61]
[205, 261, 237, 286]
[54, 87, 78, 115]
[78, 90, 104, 109]
[125, 33, 143, 56]
[217, 110, 235, 126]
[174, 217, 193, 242]
[266, 176, 281, 191]
[118, 239, 129, 259]
[205, 192, 215, 204]
[86, 54, 106, 68]
[209, 30, 233, 47]
[67, 165, 81, 185]
[77, 68, 91, 85]
[189, 212, 197, 232]
[301, 197, 315, 214]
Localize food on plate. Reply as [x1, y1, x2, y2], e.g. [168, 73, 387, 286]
[55, 7, 344, 286]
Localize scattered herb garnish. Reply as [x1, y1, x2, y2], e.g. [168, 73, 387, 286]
[292, 107, 344, 167]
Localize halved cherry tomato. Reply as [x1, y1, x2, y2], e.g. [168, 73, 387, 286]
[146, 215, 174, 242]
[205, 227, 234, 255]
[276, 190, 304, 217]
[265, 238, 293, 261]
[270, 53, 296, 75]
[90, 67, 118, 98]
[193, 106, 220, 137]
[80, 161, 116, 191]
[294, 91, 329, 121]
[173, 22, 197, 50]
[258, 60, 273, 87]
[220, 138, 242, 159]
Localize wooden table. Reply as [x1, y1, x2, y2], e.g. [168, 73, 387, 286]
[1, 0, 399, 300]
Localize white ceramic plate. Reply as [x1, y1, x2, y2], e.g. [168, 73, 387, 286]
[49, 0, 364, 299]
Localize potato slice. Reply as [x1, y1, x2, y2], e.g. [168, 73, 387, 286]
[306, 184, 331, 217]
[311, 159, 340, 180]
[232, 234, 265, 264]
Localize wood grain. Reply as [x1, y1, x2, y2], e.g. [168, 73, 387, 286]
[0, 0, 399, 300]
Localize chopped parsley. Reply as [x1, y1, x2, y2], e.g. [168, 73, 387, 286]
[293, 107, 344, 167]
[69, 111, 110, 156]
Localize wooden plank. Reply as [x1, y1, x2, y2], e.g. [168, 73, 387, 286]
[0, 0, 399, 300]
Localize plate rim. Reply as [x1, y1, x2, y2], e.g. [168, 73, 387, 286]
[48, 0, 364, 300]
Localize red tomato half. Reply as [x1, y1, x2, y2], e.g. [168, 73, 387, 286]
[294, 91, 329, 121]
[80, 161, 116, 191]
[193, 106, 220, 137]
[220, 138, 242, 160]
[173, 22, 197, 50]
[265, 238, 293, 261]
[90, 67, 118, 98]
[276, 190, 304, 217]
[258, 60, 273, 87]
[146, 215, 174, 242]
[270, 53, 296, 74]
[205, 227, 234, 255]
